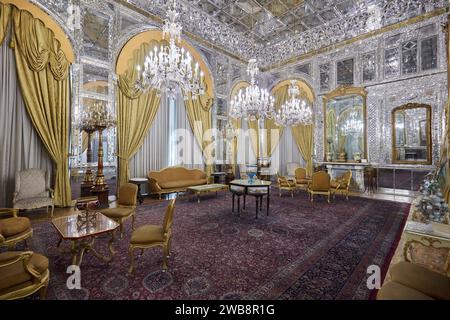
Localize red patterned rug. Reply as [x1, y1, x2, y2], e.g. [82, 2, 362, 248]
[22, 191, 409, 300]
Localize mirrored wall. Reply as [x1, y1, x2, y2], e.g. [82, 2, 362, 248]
[324, 87, 367, 163]
[392, 103, 432, 164]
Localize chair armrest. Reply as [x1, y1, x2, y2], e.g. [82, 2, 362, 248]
[47, 188, 55, 199]
[148, 178, 162, 193]
[0, 251, 32, 268]
[0, 208, 19, 218]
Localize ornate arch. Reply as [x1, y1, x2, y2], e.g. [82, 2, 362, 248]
[115, 29, 214, 98]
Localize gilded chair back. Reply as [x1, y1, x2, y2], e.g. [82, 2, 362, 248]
[118, 183, 138, 206]
[311, 171, 331, 191]
[162, 199, 176, 234]
[295, 168, 307, 181]
[342, 171, 352, 188]
[277, 174, 290, 187]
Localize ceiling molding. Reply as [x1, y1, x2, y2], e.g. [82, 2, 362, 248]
[112, 0, 248, 64]
[262, 7, 448, 72]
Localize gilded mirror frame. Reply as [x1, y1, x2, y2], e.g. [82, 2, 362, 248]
[323, 86, 368, 162]
[391, 103, 432, 165]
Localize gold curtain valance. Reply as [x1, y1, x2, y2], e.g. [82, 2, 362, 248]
[10, 6, 69, 80]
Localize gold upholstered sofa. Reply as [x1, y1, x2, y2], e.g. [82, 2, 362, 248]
[148, 167, 207, 199]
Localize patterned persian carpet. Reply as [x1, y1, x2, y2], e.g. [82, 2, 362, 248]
[25, 191, 409, 300]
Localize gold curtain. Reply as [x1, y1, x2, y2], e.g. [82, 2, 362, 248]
[10, 7, 72, 206]
[248, 120, 259, 158]
[230, 118, 241, 174]
[263, 85, 289, 157]
[116, 40, 162, 187]
[82, 131, 88, 153]
[0, 3, 10, 46]
[292, 125, 314, 177]
[184, 92, 214, 176]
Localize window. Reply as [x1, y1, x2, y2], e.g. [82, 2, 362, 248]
[362, 51, 376, 82]
[401, 40, 418, 75]
[421, 36, 438, 71]
[384, 47, 400, 78]
[336, 58, 354, 86]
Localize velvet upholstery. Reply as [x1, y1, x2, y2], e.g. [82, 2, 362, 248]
[0, 251, 49, 300]
[100, 183, 138, 237]
[128, 199, 176, 273]
[148, 167, 207, 199]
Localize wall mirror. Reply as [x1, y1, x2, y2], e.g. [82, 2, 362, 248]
[83, 9, 110, 60]
[392, 103, 431, 164]
[324, 87, 367, 162]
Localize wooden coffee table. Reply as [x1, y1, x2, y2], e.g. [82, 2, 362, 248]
[187, 184, 228, 203]
[52, 212, 119, 266]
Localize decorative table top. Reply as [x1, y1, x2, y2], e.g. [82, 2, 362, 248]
[52, 212, 119, 240]
[230, 180, 272, 187]
[187, 184, 228, 192]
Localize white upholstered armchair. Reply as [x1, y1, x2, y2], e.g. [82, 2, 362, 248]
[13, 169, 54, 217]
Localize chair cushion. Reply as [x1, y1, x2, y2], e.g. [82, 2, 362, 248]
[159, 179, 207, 189]
[296, 179, 309, 185]
[13, 197, 53, 210]
[330, 181, 340, 188]
[29, 253, 49, 274]
[0, 217, 31, 237]
[100, 207, 134, 219]
[0, 252, 48, 292]
[130, 225, 164, 244]
[390, 262, 450, 300]
[377, 281, 434, 300]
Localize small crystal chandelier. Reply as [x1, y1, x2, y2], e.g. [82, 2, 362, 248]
[229, 59, 275, 121]
[274, 80, 313, 127]
[341, 109, 363, 136]
[135, 0, 205, 100]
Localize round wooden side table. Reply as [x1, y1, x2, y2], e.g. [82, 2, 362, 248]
[129, 178, 148, 205]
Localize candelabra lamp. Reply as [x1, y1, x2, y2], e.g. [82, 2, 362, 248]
[80, 128, 95, 197]
[91, 125, 109, 207]
[78, 102, 116, 208]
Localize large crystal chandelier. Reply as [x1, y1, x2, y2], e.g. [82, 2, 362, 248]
[274, 80, 313, 127]
[135, 0, 205, 99]
[229, 59, 275, 121]
[341, 109, 363, 136]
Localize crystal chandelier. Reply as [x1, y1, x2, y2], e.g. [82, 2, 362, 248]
[135, 0, 205, 100]
[229, 59, 275, 121]
[341, 109, 363, 136]
[274, 80, 313, 127]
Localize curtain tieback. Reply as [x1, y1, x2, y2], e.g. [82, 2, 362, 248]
[117, 154, 131, 161]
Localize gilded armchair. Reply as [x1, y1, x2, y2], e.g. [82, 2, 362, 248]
[308, 171, 331, 203]
[277, 174, 296, 197]
[331, 170, 352, 200]
[100, 183, 138, 238]
[128, 199, 176, 273]
[294, 167, 310, 192]
[13, 169, 54, 217]
[0, 251, 49, 300]
[0, 208, 33, 250]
